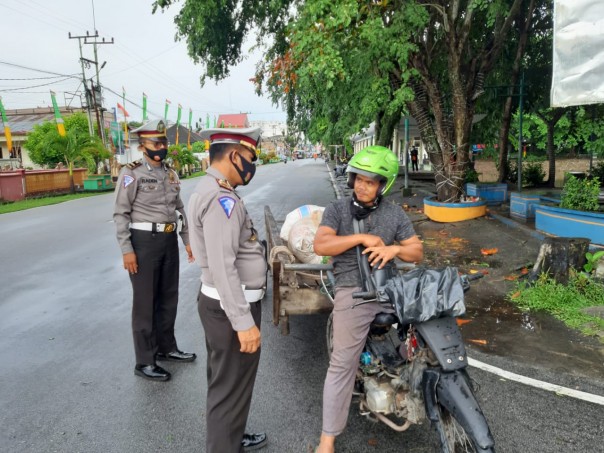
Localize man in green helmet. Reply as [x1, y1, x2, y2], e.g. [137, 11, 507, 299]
[313, 145, 424, 453]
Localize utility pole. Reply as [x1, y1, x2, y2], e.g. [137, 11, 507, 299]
[68, 30, 114, 145]
[68, 31, 95, 138]
[85, 31, 113, 146]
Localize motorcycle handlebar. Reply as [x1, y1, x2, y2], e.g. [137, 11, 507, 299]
[352, 290, 376, 300]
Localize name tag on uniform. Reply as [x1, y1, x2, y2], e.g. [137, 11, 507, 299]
[218, 196, 236, 218]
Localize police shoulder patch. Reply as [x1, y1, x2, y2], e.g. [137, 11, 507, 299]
[123, 174, 135, 188]
[218, 196, 237, 218]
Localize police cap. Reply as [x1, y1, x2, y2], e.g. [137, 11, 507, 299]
[132, 119, 168, 142]
[201, 127, 261, 157]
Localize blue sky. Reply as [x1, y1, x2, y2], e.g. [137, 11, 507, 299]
[0, 0, 286, 124]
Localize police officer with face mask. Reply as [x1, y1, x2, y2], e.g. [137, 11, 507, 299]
[114, 119, 196, 382]
[188, 127, 268, 452]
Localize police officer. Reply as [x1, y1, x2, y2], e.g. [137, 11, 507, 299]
[114, 119, 196, 382]
[187, 127, 268, 452]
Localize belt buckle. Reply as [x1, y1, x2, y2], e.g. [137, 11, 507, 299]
[164, 223, 175, 233]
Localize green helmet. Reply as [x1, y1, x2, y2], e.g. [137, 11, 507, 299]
[346, 145, 399, 196]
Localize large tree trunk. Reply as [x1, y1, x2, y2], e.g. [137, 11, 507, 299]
[537, 109, 566, 187]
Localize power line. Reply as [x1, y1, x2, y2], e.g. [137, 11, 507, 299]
[0, 77, 75, 92]
[0, 61, 80, 79]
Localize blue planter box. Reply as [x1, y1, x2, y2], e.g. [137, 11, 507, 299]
[510, 192, 541, 219]
[535, 204, 604, 247]
[465, 183, 508, 205]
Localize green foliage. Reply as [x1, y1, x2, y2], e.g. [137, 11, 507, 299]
[464, 167, 480, 184]
[168, 145, 197, 171]
[191, 141, 206, 153]
[507, 160, 545, 187]
[24, 113, 107, 171]
[523, 161, 545, 187]
[584, 251, 604, 274]
[591, 161, 604, 184]
[509, 272, 604, 337]
[560, 175, 601, 212]
[258, 152, 268, 162]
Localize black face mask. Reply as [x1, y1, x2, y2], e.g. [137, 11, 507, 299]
[232, 153, 256, 186]
[145, 148, 168, 162]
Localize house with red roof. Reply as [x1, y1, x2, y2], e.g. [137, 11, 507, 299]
[215, 113, 249, 129]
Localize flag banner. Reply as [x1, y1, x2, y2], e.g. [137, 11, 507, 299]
[0, 96, 13, 152]
[552, 0, 604, 106]
[117, 103, 129, 117]
[142, 92, 148, 121]
[50, 91, 66, 136]
[164, 99, 171, 120]
[187, 108, 192, 149]
[206, 113, 210, 130]
[175, 104, 182, 145]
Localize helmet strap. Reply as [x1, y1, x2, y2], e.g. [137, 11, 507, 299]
[351, 193, 381, 220]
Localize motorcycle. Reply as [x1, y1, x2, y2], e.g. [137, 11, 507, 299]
[323, 256, 495, 453]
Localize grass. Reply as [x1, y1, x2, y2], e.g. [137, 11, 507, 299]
[0, 192, 105, 214]
[508, 272, 604, 340]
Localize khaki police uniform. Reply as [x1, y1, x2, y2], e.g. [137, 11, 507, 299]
[188, 160, 267, 452]
[114, 155, 190, 366]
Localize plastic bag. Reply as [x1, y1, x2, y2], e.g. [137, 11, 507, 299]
[287, 216, 324, 264]
[377, 267, 466, 324]
[279, 205, 325, 242]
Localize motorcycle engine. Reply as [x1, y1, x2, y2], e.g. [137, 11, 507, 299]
[363, 376, 395, 414]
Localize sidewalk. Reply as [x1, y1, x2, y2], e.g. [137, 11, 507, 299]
[327, 162, 603, 390]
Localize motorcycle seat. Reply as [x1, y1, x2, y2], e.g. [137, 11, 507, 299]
[372, 312, 399, 326]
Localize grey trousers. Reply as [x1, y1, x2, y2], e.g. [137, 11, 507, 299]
[198, 292, 262, 453]
[322, 286, 394, 436]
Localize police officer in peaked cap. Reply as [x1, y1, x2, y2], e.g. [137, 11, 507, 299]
[188, 127, 268, 452]
[113, 118, 196, 382]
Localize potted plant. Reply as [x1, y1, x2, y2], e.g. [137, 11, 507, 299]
[535, 175, 604, 247]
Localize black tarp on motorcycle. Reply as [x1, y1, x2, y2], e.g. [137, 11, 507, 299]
[377, 267, 466, 324]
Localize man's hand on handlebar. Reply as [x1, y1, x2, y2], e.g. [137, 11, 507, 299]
[362, 245, 399, 269]
[360, 234, 385, 249]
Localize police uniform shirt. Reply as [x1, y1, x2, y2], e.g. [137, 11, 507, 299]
[188, 167, 267, 332]
[113, 160, 190, 254]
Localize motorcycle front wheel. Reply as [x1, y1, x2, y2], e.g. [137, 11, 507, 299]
[437, 405, 494, 453]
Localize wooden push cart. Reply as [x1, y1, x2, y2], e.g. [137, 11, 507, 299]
[264, 205, 334, 335]
[264, 205, 416, 335]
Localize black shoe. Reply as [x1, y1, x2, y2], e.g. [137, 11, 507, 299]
[242, 433, 268, 451]
[156, 350, 197, 362]
[134, 364, 171, 381]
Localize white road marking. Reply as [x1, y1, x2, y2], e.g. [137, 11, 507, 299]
[468, 357, 604, 406]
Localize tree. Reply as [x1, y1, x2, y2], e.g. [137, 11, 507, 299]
[25, 112, 108, 192]
[44, 129, 108, 193]
[155, 0, 525, 201]
[25, 113, 109, 173]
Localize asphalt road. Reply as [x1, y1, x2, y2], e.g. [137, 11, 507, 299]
[0, 159, 602, 453]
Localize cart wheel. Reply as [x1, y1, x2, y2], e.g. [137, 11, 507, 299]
[326, 312, 334, 360]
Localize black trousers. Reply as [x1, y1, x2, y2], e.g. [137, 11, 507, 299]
[198, 293, 262, 453]
[129, 229, 179, 365]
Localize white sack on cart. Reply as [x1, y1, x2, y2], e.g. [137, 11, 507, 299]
[279, 204, 325, 242]
[287, 216, 324, 264]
